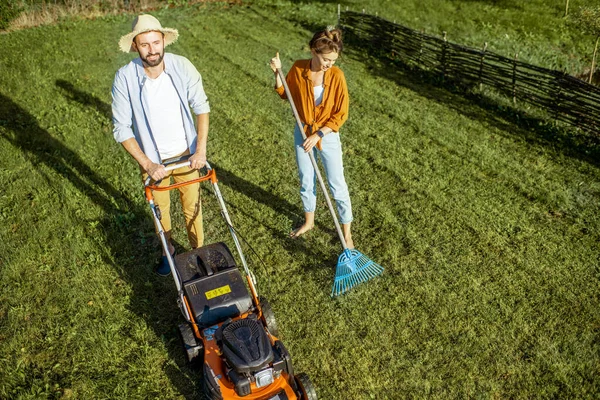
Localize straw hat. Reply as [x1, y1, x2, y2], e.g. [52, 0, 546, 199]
[118, 14, 179, 53]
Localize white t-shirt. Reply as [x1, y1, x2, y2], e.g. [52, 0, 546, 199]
[144, 72, 188, 160]
[314, 84, 324, 106]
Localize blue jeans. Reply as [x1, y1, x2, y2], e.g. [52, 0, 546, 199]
[294, 124, 353, 224]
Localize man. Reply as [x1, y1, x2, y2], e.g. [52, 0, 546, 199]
[111, 14, 210, 276]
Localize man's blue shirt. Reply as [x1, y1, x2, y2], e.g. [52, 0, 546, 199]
[111, 52, 210, 163]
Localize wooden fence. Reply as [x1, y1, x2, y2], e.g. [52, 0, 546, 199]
[340, 10, 600, 135]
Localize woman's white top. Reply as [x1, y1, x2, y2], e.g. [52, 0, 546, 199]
[314, 84, 324, 106]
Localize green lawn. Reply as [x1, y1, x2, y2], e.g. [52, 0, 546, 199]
[332, 0, 598, 75]
[1, 1, 599, 399]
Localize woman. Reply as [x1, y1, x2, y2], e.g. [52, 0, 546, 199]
[270, 27, 354, 249]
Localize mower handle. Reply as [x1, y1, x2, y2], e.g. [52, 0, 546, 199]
[143, 158, 259, 303]
[144, 159, 213, 187]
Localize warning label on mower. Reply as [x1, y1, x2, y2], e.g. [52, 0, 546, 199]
[205, 285, 232, 300]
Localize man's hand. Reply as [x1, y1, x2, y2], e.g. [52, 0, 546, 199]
[120, 138, 168, 181]
[146, 162, 168, 181]
[189, 150, 206, 170]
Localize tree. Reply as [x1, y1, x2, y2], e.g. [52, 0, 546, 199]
[573, 6, 600, 84]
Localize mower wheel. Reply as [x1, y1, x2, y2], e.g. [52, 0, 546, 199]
[259, 297, 279, 337]
[178, 323, 203, 368]
[295, 373, 317, 400]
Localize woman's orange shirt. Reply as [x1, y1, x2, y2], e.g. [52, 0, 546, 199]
[276, 59, 349, 149]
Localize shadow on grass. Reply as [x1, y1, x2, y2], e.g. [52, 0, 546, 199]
[292, 16, 332, 36]
[345, 45, 600, 168]
[0, 89, 204, 399]
[208, 163, 333, 263]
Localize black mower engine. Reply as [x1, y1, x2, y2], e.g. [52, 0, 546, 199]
[212, 316, 295, 397]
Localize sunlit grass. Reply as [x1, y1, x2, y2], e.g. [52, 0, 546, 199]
[1, 1, 599, 399]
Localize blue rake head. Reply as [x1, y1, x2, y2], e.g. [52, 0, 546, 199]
[331, 249, 384, 297]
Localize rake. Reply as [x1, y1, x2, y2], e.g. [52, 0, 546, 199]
[276, 68, 384, 297]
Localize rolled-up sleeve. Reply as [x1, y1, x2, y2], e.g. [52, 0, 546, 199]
[184, 58, 210, 115]
[111, 70, 135, 143]
[275, 83, 287, 99]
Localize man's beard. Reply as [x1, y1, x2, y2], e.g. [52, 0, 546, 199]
[141, 51, 164, 67]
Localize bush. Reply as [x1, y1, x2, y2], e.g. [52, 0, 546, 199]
[0, 0, 22, 30]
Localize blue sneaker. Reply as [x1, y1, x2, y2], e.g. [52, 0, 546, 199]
[155, 252, 174, 277]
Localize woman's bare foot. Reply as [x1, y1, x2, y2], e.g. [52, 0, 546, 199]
[290, 212, 315, 239]
[290, 222, 314, 238]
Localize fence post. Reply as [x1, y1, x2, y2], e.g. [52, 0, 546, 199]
[389, 20, 396, 63]
[479, 42, 488, 91]
[418, 29, 424, 66]
[589, 36, 599, 84]
[441, 31, 448, 81]
[512, 52, 518, 104]
[337, 4, 340, 28]
[552, 72, 564, 123]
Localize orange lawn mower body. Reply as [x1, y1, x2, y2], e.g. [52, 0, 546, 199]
[144, 158, 317, 400]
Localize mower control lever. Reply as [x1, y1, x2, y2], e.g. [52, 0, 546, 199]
[144, 161, 213, 187]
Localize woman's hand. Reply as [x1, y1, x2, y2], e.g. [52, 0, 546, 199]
[269, 52, 281, 73]
[302, 134, 321, 152]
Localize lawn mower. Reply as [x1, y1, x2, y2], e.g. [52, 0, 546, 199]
[144, 158, 317, 400]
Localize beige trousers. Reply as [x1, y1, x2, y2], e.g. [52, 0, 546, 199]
[143, 162, 204, 249]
